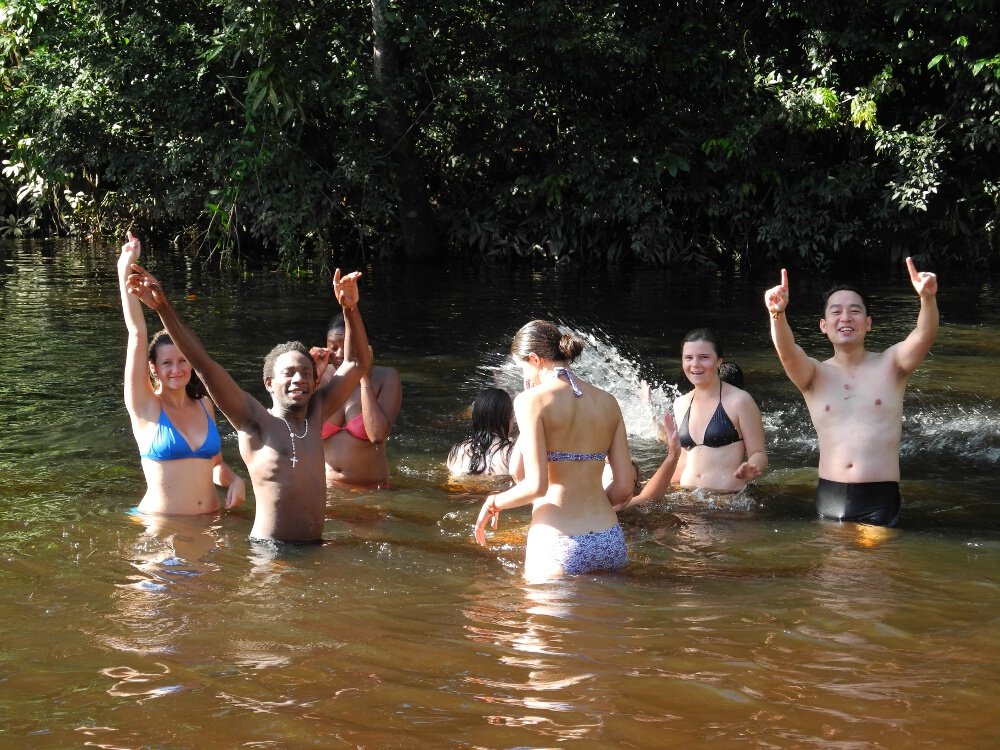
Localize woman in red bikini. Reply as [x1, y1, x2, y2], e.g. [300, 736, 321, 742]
[310, 315, 402, 487]
[117, 231, 245, 514]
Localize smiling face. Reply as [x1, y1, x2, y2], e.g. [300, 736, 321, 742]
[265, 351, 317, 410]
[681, 339, 722, 387]
[820, 290, 871, 346]
[149, 343, 192, 392]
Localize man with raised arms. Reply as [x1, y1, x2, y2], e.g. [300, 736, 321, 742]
[763, 258, 939, 526]
[127, 263, 371, 542]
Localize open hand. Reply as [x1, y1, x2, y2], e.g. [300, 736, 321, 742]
[333, 268, 362, 309]
[906, 256, 938, 299]
[661, 411, 680, 455]
[764, 269, 790, 315]
[734, 461, 763, 482]
[639, 379, 652, 406]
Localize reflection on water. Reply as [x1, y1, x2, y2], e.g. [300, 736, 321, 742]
[1, 240, 999, 748]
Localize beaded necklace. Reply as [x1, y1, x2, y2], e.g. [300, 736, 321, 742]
[276, 414, 309, 467]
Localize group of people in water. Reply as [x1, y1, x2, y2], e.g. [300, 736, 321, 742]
[118, 231, 939, 582]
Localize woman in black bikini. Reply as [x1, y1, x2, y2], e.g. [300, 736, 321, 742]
[669, 329, 767, 493]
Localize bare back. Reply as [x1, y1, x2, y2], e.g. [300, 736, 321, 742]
[526, 378, 628, 536]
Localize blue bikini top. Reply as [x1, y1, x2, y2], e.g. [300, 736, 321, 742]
[140, 400, 222, 461]
[545, 367, 608, 462]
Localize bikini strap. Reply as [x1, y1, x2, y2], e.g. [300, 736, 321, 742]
[554, 366, 583, 397]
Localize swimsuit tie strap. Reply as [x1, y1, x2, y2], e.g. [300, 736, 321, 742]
[554, 366, 584, 397]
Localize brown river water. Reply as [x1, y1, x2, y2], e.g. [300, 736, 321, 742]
[0, 240, 998, 748]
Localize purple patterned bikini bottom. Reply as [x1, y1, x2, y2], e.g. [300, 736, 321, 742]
[552, 523, 628, 575]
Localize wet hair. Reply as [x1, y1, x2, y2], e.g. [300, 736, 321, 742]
[262, 341, 317, 380]
[822, 284, 869, 314]
[681, 328, 723, 359]
[511, 320, 584, 363]
[719, 362, 744, 389]
[147, 329, 207, 400]
[327, 314, 345, 337]
[449, 388, 515, 475]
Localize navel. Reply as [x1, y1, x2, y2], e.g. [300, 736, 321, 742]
[824, 404, 831, 412]
[875, 399, 882, 406]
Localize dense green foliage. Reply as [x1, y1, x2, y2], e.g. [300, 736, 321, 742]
[1, 1, 997, 267]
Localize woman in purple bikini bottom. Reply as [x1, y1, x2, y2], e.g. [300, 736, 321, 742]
[473, 320, 636, 583]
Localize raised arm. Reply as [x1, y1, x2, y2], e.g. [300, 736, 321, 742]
[618, 411, 681, 510]
[360, 365, 402, 443]
[892, 256, 939, 374]
[319, 269, 373, 420]
[118, 232, 157, 420]
[126, 263, 258, 430]
[765, 268, 818, 393]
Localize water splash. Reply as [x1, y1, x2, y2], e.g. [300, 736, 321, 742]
[477, 323, 680, 440]
[902, 398, 1000, 467]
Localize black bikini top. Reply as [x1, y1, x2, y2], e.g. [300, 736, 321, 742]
[678, 382, 742, 450]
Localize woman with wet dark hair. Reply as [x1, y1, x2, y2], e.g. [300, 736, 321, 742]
[118, 232, 245, 515]
[448, 388, 516, 476]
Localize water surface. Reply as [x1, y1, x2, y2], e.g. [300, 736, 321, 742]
[0, 240, 998, 748]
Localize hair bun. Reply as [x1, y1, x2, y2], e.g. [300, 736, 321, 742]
[558, 333, 585, 362]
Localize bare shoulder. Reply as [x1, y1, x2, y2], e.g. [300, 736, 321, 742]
[237, 392, 274, 436]
[673, 390, 693, 413]
[588, 383, 624, 414]
[373, 364, 400, 380]
[373, 364, 401, 389]
[723, 383, 759, 410]
[513, 388, 540, 412]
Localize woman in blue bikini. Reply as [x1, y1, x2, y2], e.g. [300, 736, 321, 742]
[473, 320, 635, 582]
[118, 232, 245, 515]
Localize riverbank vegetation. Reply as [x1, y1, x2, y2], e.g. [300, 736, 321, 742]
[1, 1, 997, 268]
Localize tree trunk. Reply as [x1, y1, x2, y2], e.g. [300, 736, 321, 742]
[370, 0, 440, 259]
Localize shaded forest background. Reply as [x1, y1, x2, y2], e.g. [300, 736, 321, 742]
[1, 0, 998, 269]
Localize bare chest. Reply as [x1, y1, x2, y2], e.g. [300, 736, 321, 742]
[806, 361, 905, 426]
